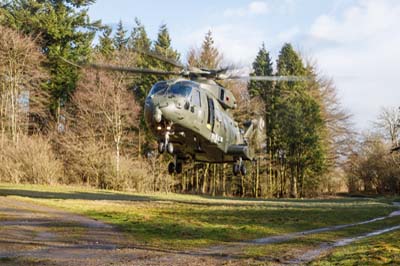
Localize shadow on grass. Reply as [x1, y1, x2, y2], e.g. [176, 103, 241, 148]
[0, 187, 378, 207]
[0, 188, 155, 202]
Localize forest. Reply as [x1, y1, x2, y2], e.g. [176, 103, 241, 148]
[0, 0, 399, 198]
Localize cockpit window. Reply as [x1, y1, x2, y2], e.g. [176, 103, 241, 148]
[167, 82, 193, 97]
[149, 82, 168, 96]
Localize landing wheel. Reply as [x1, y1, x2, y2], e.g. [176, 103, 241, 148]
[158, 142, 165, 154]
[167, 142, 174, 154]
[168, 162, 175, 174]
[233, 163, 240, 176]
[240, 164, 247, 176]
[176, 162, 183, 174]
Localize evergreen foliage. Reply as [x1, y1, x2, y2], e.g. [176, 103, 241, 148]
[113, 20, 128, 51]
[200, 30, 220, 69]
[0, 0, 101, 114]
[188, 30, 221, 69]
[153, 24, 180, 71]
[97, 26, 115, 58]
[275, 43, 326, 197]
[128, 18, 152, 52]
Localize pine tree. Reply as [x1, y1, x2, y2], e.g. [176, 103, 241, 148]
[248, 43, 276, 196]
[276, 43, 326, 197]
[113, 20, 128, 51]
[154, 24, 179, 59]
[187, 30, 221, 69]
[1, 0, 101, 115]
[200, 30, 221, 69]
[97, 26, 114, 57]
[248, 43, 273, 98]
[128, 18, 151, 52]
[126, 18, 154, 101]
[277, 44, 306, 84]
[126, 18, 156, 158]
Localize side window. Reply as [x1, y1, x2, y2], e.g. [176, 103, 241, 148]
[207, 97, 215, 131]
[191, 90, 201, 106]
[219, 88, 225, 101]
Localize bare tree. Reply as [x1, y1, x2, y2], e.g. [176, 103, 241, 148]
[58, 51, 142, 189]
[345, 132, 400, 194]
[0, 26, 59, 185]
[0, 26, 48, 144]
[375, 106, 400, 147]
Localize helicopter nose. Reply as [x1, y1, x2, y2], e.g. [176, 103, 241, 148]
[159, 98, 186, 121]
[144, 95, 187, 129]
[153, 106, 162, 123]
[144, 96, 170, 126]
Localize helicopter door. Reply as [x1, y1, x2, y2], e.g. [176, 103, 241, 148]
[207, 96, 215, 132]
[190, 89, 203, 130]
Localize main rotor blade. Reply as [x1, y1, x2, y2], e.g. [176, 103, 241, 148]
[60, 57, 180, 76]
[130, 48, 185, 69]
[227, 75, 310, 82]
[87, 63, 181, 76]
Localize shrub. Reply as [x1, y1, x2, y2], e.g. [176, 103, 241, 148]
[0, 135, 63, 184]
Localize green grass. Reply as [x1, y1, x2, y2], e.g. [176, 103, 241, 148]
[0, 257, 13, 263]
[0, 183, 398, 250]
[0, 257, 57, 266]
[311, 230, 400, 266]
[243, 215, 400, 260]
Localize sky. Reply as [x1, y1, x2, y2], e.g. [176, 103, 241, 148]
[88, 0, 400, 132]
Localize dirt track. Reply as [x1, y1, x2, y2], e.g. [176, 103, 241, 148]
[0, 197, 239, 266]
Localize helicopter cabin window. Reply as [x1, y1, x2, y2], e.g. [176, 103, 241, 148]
[167, 82, 192, 97]
[219, 88, 225, 101]
[191, 90, 201, 106]
[207, 96, 215, 131]
[149, 81, 168, 96]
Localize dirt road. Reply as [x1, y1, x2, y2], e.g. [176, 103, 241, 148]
[0, 196, 241, 266]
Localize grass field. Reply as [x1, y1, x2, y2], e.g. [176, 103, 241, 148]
[311, 230, 400, 266]
[0, 183, 398, 254]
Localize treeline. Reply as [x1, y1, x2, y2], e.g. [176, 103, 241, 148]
[0, 1, 398, 197]
[346, 107, 400, 194]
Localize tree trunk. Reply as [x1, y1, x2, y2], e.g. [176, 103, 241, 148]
[202, 164, 209, 194]
[196, 165, 199, 193]
[222, 163, 226, 196]
[212, 164, 216, 196]
[255, 159, 260, 198]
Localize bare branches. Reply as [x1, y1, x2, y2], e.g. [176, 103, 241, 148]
[0, 25, 49, 142]
[57, 51, 143, 189]
[374, 106, 400, 147]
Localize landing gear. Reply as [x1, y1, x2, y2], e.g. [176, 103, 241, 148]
[233, 158, 246, 176]
[168, 157, 183, 174]
[233, 164, 240, 176]
[167, 142, 174, 154]
[168, 162, 175, 174]
[240, 164, 247, 175]
[175, 162, 183, 174]
[158, 142, 165, 154]
[158, 131, 173, 155]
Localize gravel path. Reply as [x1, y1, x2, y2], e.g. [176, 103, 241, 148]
[0, 196, 240, 266]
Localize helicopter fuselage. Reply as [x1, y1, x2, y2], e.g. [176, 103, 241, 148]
[144, 78, 253, 166]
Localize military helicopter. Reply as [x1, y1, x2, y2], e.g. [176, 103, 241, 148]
[64, 50, 305, 176]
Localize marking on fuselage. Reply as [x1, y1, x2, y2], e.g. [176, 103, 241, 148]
[211, 133, 223, 144]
